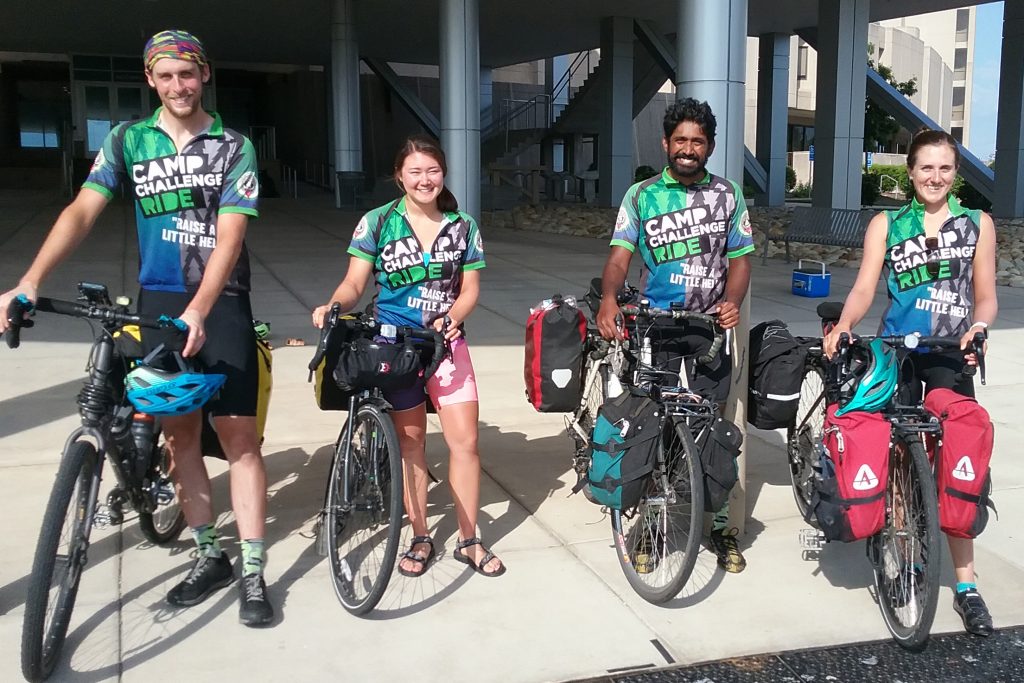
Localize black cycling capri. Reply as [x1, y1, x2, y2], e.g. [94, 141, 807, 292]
[898, 349, 975, 405]
[137, 289, 258, 417]
[649, 319, 732, 404]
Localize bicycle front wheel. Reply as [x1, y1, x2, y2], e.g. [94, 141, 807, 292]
[611, 419, 704, 604]
[138, 443, 185, 545]
[22, 441, 101, 682]
[870, 434, 940, 650]
[326, 402, 403, 615]
[787, 361, 827, 523]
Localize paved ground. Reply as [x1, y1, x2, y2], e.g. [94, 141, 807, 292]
[0, 190, 1022, 682]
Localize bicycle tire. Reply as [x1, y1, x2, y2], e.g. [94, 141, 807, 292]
[787, 360, 827, 524]
[21, 441, 100, 682]
[870, 434, 940, 650]
[326, 402, 403, 615]
[611, 419, 704, 604]
[138, 443, 186, 545]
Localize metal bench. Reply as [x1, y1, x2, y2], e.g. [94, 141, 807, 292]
[762, 207, 874, 263]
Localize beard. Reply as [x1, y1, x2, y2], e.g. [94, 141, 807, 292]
[666, 151, 707, 181]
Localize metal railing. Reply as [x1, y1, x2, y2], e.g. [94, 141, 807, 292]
[249, 125, 277, 161]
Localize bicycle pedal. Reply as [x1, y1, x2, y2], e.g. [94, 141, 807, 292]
[799, 528, 825, 551]
[153, 478, 175, 506]
[94, 506, 116, 528]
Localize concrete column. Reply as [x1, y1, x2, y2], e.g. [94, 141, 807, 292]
[676, 0, 747, 182]
[440, 0, 481, 220]
[677, 0, 750, 533]
[480, 67, 493, 131]
[597, 16, 634, 207]
[331, 0, 362, 174]
[812, 0, 869, 210]
[755, 33, 790, 207]
[994, 0, 1024, 218]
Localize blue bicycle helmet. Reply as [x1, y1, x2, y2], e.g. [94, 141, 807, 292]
[126, 347, 226, 416]
[835, 338, 899, 416]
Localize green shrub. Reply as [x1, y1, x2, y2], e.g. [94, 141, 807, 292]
[785, 165, 797, 191]
[791, 182, 812, 198]
[955, 178, 993, 211]
[634, 165, 659, 183]
[861, 172, 879, 205]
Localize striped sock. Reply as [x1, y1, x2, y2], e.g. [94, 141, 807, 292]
[191, 524, 221, 558]
[956, 582, 977, 594]
[241, 539, 265, 576]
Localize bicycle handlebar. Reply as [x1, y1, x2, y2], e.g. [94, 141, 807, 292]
[307, 303, 449, 383]
[5, 294, 185, 350]
[619, 304, 724, 365]
[836, 330, 987, 385]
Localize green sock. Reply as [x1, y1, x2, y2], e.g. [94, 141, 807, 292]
[191, 524, 221, 558]
[241, 539, 265, 576]
[712, 501, 731, 533]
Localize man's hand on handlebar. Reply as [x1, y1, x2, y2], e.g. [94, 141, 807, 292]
[0, 282, 38, 336]
[177, 308, 207, 358]
[596, 298, 623, 341]
[715, 301, 740, 330]
[823, 324, 852, 359]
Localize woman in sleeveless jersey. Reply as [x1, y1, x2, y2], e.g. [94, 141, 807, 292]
[824, 129, 997, 636]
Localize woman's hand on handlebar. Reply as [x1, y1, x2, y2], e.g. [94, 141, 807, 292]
[312, 304, 333, 329]
[959, 327, 987, 367]
[596, 299, 622, 341]
[433, 314, 462, 342]
[715, 301, 740, 330]
[823, 324, 852, 359]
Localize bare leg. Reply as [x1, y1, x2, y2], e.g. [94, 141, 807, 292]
[162, 411, 212, 528]
[391, 404, 431, 572]
[948, 536, 976, 585]
[212, 415, 266, 540]
[437, 400, 502, 573]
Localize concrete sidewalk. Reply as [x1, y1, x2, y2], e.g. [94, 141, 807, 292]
[1, 191, 1022, 682]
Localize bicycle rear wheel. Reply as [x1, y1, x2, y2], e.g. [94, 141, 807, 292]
[22, 441, 100, 682]
[138, 443, 185, 545]
[326, 402, 403, 615]
[611, 419, 704, 604]
[787, 361, 827, 523]
[870, 434, 940, 650]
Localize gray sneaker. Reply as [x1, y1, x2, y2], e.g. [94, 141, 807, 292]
[167, 553, 234, 606]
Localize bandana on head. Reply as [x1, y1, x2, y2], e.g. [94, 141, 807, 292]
[143, 30, 207, 71]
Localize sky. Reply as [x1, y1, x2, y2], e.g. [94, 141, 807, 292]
[968, 2, 1003, 162]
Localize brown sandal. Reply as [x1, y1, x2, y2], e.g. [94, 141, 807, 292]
[453, 537, 506, 577]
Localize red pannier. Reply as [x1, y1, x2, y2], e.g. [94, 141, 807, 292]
[811, 404, 891, 542]
[524, 295, 587, 412]
[925, 388, 996, 539]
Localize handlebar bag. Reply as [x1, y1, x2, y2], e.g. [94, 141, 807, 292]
[811, 404, 890, 542]
[334, 337, 423, 393]
[524, 295, 587, 412]
[925, 388, 996, 539]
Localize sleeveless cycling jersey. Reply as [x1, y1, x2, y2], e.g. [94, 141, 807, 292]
[611, 168, 754, 311]
[83, 108, 259, 294]
[880, 195, 981, 338]
[347, 197, 485, 328]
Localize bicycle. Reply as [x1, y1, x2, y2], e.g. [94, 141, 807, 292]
[789, 307, 987, 650]
[567, 297, 724, 604]
[308, 304, 445, 615]
[5, 282, 188, 682]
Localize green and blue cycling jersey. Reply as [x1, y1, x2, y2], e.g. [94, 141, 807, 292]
[83, 108, 259, 294]
[880, 195, 980, 338]
[611, 168, 754, 311]
[347, 197, 486, 329]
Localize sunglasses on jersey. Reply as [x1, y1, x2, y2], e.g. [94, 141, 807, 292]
[925, 236, 940, 278]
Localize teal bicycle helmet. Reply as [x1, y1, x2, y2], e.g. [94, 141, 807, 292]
[835, 338, 899, 416]
[126, 347, 226, 416]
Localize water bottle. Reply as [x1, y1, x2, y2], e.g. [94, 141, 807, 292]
[130, 413, 156, 480]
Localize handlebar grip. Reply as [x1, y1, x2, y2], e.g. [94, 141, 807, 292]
[697, 328, 725, 365]
[420, 332, 447, 381]
[308, 303, 342, 375]
[5, 294, 36, 349]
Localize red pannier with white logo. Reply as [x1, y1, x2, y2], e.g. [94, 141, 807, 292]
[811, 404, 891, 542]
[524, 295, 587, 412]
[925, 388, 996, 539]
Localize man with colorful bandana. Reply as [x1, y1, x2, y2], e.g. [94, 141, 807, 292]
[596, 98, 754, 574]
[0, 30, 274, 626]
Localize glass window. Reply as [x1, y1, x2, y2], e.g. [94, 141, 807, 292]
[951, 126, 964, 143]
[797, 43, 809, 81]
[955, 9, 970, 42]
[954, 48, 967, 80]
[952, 86, 966, 119]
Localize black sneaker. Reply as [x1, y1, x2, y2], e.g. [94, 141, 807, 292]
[954, 589, 994, 637]
[167, 552, 234, 607]
[239, 573, 274, 627]
[708, 529, 746, 573]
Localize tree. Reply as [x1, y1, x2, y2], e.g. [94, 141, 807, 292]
[864, 44, 918, 153]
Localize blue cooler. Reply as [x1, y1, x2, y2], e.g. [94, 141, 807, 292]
[792, 259, 830, 297]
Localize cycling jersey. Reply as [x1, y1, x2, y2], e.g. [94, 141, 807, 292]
[611, 168, 754, 311]
[880, 195, 981, 338]
[83, 108, 259, 294]
[347, 197, 485, 328]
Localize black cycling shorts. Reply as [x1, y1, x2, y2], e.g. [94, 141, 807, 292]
[898, 349, 974, 405]
[648, 319, 732, 404]
[137, 289, 258, 417]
